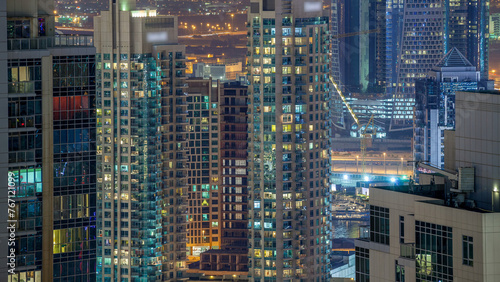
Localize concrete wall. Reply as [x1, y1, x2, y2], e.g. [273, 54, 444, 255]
[455, 91, 500, 210]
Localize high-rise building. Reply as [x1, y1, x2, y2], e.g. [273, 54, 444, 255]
[355, 90, 500, 282]
[247, 0, 331, 280]
[219, 81, 249, 255]
[414, 48, 485, 169]
[445, 0, 490, 80]
[189, 80, 250, 275]
[392, 0, 445, 129]
[1, 0, 9, 280]
[185, 78, 222, 255]
[336, 0, 378, 93]
[379, 0, 405, 96]
[94, 1, 188, 280]
[490, 13, 500, 40]
[6, 0, 97, 281]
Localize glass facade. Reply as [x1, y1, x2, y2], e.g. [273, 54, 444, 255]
[52, 55, 97, 281]
[415, 221, 453, 282]
[445, 0, 490, 79]
[355, 246, 369, 282]
[7, 41, 97, 281]
[369, 205, 389, 245]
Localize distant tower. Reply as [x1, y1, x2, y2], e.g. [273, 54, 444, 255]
[392, 0, 445, 131]
[445, 0, 490, 80]
[414, 48, 485, 170]
[247, 0, 332, 280]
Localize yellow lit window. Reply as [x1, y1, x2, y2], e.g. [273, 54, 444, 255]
[282, 114, 292, 123]
[282, 67, 292, 74]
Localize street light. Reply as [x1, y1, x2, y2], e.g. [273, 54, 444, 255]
[356, 155, 359, 173]
[383, 152, 386, 174]
[401, 157, 404, 175]
[231, 14, 234, 31]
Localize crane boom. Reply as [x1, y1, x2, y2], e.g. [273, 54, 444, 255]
[329, 75, 360, 126]
[331, 29, 380, 40]
[329, 29, 381, 175]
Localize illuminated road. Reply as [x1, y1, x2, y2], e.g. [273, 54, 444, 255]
[179, 31, 247, 38]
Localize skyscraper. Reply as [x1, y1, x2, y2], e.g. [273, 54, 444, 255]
[414, 48, 484, 169]
[188, 80, 250, 274]
[219, 81, 249, 255]
[445, 0, 490, 80]
[392, 0, 445, 129]
[247, 0, 331, 280]
[185, 78, 222, 255]
[6, 0, 97, 281]
[94, 1, 188, 280]
[336, 0, 378, 93]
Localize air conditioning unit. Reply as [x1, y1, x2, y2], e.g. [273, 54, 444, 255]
[458, 167, 475, 192]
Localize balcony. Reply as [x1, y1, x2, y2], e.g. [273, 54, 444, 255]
[400, 243, 415, 259]
[7, 35, 93, 50]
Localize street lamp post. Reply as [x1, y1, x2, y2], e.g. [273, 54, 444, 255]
[401, 157, 404, 175]
[383, 152, 386, 174]
[231, 14, 234, 31]
[356, 155, 359, 173]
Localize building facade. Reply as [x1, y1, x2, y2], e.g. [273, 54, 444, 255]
[94, 1, 188, 280]
[219, 81, 249, 255]
[6, 0, 97, 281]
[185, 78, 222, 256]
[356, 90, 500, 281]
[356, 184, 500, 282]
[247, 0, 331, 280]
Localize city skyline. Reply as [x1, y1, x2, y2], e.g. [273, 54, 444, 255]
[2, 0, 499, 281]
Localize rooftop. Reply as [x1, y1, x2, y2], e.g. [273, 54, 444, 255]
[435, 47, 474, 68]
[373, 184, 491, 213]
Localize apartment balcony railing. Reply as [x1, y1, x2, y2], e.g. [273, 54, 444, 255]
[7, 35, 94, 50]
[400, 243, 415, 259]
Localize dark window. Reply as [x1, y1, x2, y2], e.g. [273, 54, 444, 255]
[263, 0, 275, 11]
[250, 3, 259, 13]
[462, 235, 473, 266]
[370, 205, 390, 245]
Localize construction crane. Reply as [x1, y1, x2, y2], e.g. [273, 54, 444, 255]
[328, 29, 382, 174]
[329, 75, 377, 174]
